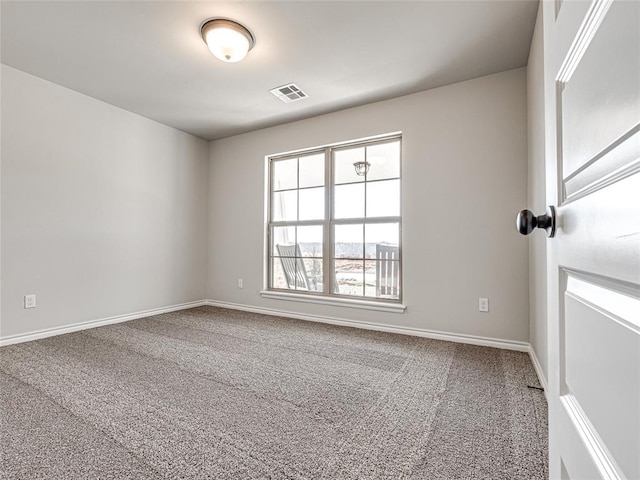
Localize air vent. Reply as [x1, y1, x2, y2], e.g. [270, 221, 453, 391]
[270, 83, 308, 103]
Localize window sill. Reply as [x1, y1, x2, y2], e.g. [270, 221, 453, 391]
[259, 290, 406, 313]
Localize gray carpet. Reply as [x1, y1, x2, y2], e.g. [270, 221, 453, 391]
[0, 306, 548, 479]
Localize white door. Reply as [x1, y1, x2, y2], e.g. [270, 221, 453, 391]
[543, 0, 640, 478]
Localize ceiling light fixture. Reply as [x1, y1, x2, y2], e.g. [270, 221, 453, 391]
[353, 161, 370, 176]
[201, 18, 255, 63]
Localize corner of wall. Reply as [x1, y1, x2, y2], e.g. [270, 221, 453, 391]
[525, 2, 549, 388]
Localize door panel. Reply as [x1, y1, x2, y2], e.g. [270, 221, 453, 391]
[558, 406, 610, 480]
[560, 0, 640, 177]
[546, 0, 640, 478]
[559, 172, 640, 283]
[563, 274, 640, 479]
[564, 130, 639, 200]
[559, 394, 621, 479]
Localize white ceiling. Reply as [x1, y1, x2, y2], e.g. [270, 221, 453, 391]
[1, 1, 538, 141]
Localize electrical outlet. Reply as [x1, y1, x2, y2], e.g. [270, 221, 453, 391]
[237, 278, 244, 289]
[479, 297, 489, 312]
[24, 294, 37, 309]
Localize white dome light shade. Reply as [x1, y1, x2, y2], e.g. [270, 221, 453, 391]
[201, 18, 255, 63]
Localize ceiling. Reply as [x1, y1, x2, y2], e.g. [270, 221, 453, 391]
[1, 1, 538, 141]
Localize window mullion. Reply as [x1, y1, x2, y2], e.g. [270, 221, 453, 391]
[332, 216, 401, 225]
[323, 146, 332, 294]
[363, 147, 368, 262]
[271, 220, 323, 228]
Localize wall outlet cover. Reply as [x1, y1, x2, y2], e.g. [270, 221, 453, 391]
[479, 297, 489, 312]
[24, 294, 37, 309]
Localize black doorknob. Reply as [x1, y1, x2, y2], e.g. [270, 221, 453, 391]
[516, 206, 556, 237]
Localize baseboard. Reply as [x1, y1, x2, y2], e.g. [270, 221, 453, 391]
[528, 345, 548, 398]
[0, 300, 208, 347]
[1, 298, 534, 355]
[205, 299, 530, 352]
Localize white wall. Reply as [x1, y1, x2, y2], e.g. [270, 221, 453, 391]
[207, 68, 530, 344]
[1, 65, 531, 347]
[0, 65, 209, 339]
[526, 6, 549, 384]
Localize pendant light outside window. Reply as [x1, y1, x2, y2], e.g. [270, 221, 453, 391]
[201, 18, 255, 63]
[353, 161, 370, 176]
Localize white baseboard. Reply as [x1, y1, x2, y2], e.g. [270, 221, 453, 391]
[528, 345, 548, 398]
[1, 298, 533, 356]
[205, 299, 530, 352]
[0, 300, 207, 347]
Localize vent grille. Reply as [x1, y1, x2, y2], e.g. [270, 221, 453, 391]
[270, 83, 308, 103]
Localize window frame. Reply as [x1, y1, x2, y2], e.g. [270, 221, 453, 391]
[266, 133, 403, 305]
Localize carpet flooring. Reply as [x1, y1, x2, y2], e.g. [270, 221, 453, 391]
[0, 306, 548, 479]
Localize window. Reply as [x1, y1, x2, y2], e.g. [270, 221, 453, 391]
[267, 134, 402, 302]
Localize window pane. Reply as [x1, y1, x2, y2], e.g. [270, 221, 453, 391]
[299, 153, 324, 188]
[364, 260, 378, 297]
[364, 223, 399, 259]
[272, 158, 297, 191]
[366, 141, 400, 181]
[272, 190, 297, 221]
[334, 147, 365, 185]
[272, 226, 295, 255]
[274, 243, 296, 259]
[366, 179, 400, 217]
[334, 183, 365, 219]
[273, 255, 320, 291]
[298, 225, 323, 257]
[271, 258, 291, 290]
[299, 187, 324, 220]
[335, 259, 364, 297]
[369, 259, 400, 299]
[302, 258, 323, 291]
[334, 224, 363, 258]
